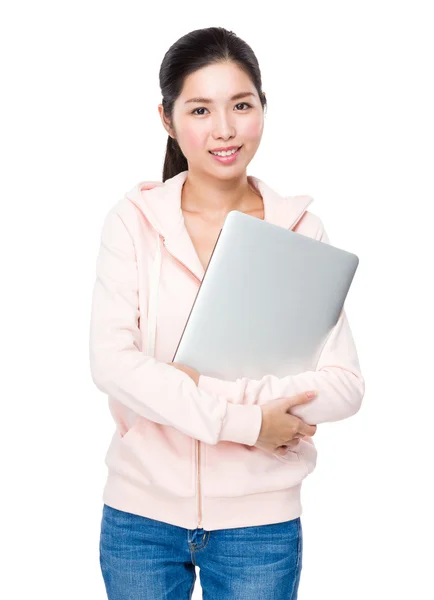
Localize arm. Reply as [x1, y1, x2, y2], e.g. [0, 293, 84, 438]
[198, 222, 365, 424]
[89, 207, 262, 446]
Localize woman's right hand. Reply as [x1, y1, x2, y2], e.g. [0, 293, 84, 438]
[254, 391, 318, 455]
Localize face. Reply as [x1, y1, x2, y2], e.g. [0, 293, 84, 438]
[158, 61, 265, 179]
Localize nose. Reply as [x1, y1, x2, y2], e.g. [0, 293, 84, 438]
[211, 110, 236, 141]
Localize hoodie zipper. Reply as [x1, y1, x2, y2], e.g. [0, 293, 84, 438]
[161, 211, 307, 530]
[162, 238, 203, 529]
[160, 206, 311, 530]
[139, 188, 312, 529]
[197, 440, 203, 528]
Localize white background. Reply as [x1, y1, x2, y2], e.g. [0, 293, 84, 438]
[2, 1, 433, 598]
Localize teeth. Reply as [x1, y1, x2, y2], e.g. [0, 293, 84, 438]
[211, 147, 239, 156]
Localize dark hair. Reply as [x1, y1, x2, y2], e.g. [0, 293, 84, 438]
[159, 27, 267, 182]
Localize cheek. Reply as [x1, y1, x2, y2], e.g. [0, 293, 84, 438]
[179, 127, 205, 152]
[242, 117, 263, 141]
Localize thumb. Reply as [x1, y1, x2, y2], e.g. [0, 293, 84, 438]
[280, 391, 318, 408]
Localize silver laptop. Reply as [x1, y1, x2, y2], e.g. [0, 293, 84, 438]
[172, 210, 359, 380]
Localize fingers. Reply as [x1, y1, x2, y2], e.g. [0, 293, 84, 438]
[275, 439, 300, 455]
[286, 391, 318, 407]
[287, 439, 301, 447]
[288, 416, 316, 438]
[302, 424, 317, 437]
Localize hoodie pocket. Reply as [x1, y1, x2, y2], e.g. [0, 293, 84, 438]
[105, 419, 196, 498]
[271, 439, 317, 477]
[119, 418, 144, 442]
[202, 440, 314, 498]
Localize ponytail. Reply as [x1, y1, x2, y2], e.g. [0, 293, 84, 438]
[163, 134, 188, 182]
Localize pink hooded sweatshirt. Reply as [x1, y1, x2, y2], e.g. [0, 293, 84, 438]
[89, 169, 365, 531]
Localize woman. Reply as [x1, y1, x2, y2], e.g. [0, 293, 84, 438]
[90, 26, 365, 600]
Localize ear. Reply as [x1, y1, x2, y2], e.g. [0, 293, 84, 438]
[158, 104, 176, 139]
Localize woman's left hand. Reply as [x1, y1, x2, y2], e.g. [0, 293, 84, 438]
[168, 362, 200, 386]
[168, 362, 314, 455]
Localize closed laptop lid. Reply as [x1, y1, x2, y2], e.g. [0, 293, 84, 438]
[173, 210, 359, 380]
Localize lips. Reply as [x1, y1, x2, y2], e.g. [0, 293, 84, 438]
[208, 145, 243, 165]
[209, 145, 242, 155]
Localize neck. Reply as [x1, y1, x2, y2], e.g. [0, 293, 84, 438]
[181, 170, 260, 219]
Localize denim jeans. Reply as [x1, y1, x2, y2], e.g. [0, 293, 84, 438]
[99, 503, 303, 599]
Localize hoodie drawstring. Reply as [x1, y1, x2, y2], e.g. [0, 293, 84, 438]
[146, 233, 161, 357]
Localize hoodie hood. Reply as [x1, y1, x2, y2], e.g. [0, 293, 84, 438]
[123, 170, 314, 282]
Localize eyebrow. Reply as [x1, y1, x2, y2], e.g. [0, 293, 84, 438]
[184, 92, 256, 105]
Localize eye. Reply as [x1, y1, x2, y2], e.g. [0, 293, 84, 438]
[191, 102, 252, 115]
[234, 102, 252, 110]
[191, 107, 209, 115]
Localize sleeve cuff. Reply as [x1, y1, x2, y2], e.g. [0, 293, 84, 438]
[218, 403, 262, 446]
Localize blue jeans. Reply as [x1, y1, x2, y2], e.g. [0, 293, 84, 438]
[99, 503, 303, 599]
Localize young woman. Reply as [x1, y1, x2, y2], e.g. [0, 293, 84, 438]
[90, 26, 365, 600]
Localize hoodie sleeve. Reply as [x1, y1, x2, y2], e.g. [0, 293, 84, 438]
[198, 221, 365, 425]
[89, 208, 262, 446]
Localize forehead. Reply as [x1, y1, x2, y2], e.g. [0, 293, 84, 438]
[180, 62, 255, 99]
